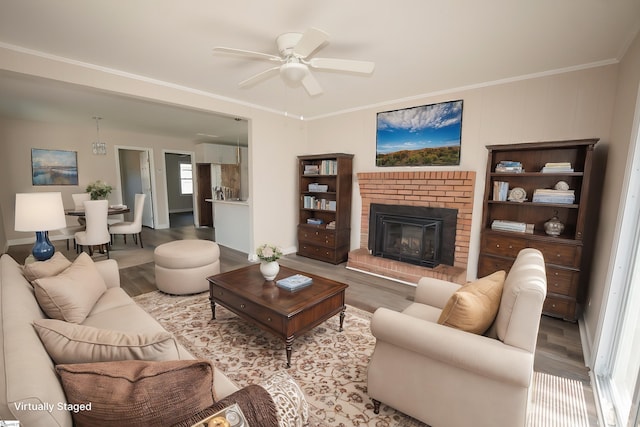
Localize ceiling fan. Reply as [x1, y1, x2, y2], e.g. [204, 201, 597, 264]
[212, 28, 375, 96]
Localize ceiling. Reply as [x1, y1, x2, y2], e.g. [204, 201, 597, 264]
[0, 0, 639, 140]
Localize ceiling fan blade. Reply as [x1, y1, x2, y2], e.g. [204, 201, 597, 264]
[301, 72, 323, 96]
[309, 57, 375, 74]
[238, 66, 280, 87]
[293, 28, 329, 58]
[212, 47, 282, 62]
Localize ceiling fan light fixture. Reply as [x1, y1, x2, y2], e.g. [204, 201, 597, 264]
[280, 62, 307, 83]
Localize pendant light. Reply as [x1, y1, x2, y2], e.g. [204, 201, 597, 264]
[92, 116, 107, 155]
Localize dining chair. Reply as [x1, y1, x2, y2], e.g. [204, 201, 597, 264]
[71, 193, 91, 226]
[75, 200, 110, 258]
[109, 194, 146, 248]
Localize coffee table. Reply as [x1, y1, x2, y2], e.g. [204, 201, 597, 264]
[207, 264, 348, 368]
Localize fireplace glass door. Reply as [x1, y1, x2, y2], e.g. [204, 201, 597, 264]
[376, 216, 442, 267]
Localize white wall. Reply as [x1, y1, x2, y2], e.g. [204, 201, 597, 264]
[584, 31, 640, 356]
[307, 65, 618, 281]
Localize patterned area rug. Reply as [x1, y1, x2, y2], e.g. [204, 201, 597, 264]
[134, 291, 589, 427]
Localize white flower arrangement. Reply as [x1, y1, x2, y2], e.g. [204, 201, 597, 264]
[256, 244, 282, 262]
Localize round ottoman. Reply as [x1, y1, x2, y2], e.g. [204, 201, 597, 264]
[154, 240, 220, 294]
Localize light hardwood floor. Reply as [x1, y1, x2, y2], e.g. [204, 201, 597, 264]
[6, 216, 598, 425]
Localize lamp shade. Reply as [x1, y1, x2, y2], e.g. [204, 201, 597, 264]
[15, 192, 66, 232]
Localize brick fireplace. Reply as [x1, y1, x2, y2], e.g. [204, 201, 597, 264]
[347, 171, 476, 285]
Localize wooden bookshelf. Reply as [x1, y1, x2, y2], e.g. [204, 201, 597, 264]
[297, 153, 353, 264]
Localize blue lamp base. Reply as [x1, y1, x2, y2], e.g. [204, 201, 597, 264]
[32, 231, 55, 261]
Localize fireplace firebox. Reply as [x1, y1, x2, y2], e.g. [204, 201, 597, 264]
[368, 204, 457, 268]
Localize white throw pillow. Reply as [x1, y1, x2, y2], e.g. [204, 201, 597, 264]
[33, 319, 182, 364]
[32, 252, 107, 323]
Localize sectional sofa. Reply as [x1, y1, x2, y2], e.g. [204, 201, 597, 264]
[0, 252, 307, 426]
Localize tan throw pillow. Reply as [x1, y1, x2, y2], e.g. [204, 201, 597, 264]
[437, 270, 506, 334]
[32, 252, 107, 323]
[56, 360, 217, 427]
[33, 319, 181, 364]
[22, 251, 72, 282]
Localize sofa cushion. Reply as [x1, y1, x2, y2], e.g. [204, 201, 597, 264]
[56, 360, 217, 427]
[22, 251, 72, 282]
[437, 270, 506, 334]
[32, 252, 107, 323]
[33, 319, 181, 364]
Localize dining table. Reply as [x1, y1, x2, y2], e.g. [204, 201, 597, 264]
[64, 205, 130, 216]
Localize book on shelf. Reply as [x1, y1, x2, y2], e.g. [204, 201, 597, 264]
[493, 181, 509, 201]
[307, 218, 323, 225]
[303, 164, 320, 175]
[276, 274, 313, 291]
[326, 220, 336, 229]
[308, 183, 329, 192]
[491, 220, 534, 234]
[532, 189, 575, 204]
[540, 162, 574, 173]
[495, 160, 523, 173]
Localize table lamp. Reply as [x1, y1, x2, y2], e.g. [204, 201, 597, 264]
[15, 192, 66, 261]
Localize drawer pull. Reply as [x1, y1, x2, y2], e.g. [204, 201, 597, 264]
[267, 317, 272, 322]
[315, 231, 319, 236]
[496, 244, 500, 248]
[554, 272, 559, 276]
[240, 304, 246, 309]
[218, 291, 223, 296]
[553, 283, 560, 287]
[551, 304, 557, 308]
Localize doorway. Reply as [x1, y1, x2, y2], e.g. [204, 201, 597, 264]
[164, 151, 196, 228]
[115, 147, 155, 228]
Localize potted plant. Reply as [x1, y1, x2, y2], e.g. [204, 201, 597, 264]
[86, 180, 113, 200]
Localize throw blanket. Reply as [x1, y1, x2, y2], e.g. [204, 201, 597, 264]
[173, 384, 279, 427]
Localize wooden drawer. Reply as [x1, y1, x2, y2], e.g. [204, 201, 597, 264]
[546, 266, 580, 297]
[210, 285, 285, 332]
[543, 295, 577, 321]
[298, 228, 335, 248]
[477, 254, 515, 277]
[298, 243, 338, 263]
[535, 241, 580, 268]
[482, 234, 527, 257]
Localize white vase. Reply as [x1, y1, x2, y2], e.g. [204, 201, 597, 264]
[260, 261, 280, 281]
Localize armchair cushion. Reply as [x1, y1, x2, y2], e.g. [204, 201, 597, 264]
[437, 270, 506, 334]
[32, 252, 107, 323]
[56, 359, 217, 427]
[33, 319, 181, 364]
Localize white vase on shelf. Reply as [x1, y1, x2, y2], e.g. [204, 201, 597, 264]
[260, 261, 280, 281]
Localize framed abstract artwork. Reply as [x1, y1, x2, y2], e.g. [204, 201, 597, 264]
[31, 148, 79, 186]
[376, 99, 463, 167]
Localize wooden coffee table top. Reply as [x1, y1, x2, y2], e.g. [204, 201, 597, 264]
[207, 263, 347, 316]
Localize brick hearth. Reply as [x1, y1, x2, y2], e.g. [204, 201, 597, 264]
[347, 171, 476, 285]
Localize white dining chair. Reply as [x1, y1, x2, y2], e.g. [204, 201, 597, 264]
[109, 194, 146, 248]
[71, 193, 91, 226]
[75, 200, 110, 257]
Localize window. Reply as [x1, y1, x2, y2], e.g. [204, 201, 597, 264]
[179, 162, 193, 195]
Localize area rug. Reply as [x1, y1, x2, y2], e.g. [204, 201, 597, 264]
[134, 291, 590, 427]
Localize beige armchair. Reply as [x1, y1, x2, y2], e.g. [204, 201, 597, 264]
[367, 248, 546, 427]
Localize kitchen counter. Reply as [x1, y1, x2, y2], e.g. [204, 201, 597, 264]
[210, 200, 250, 253]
